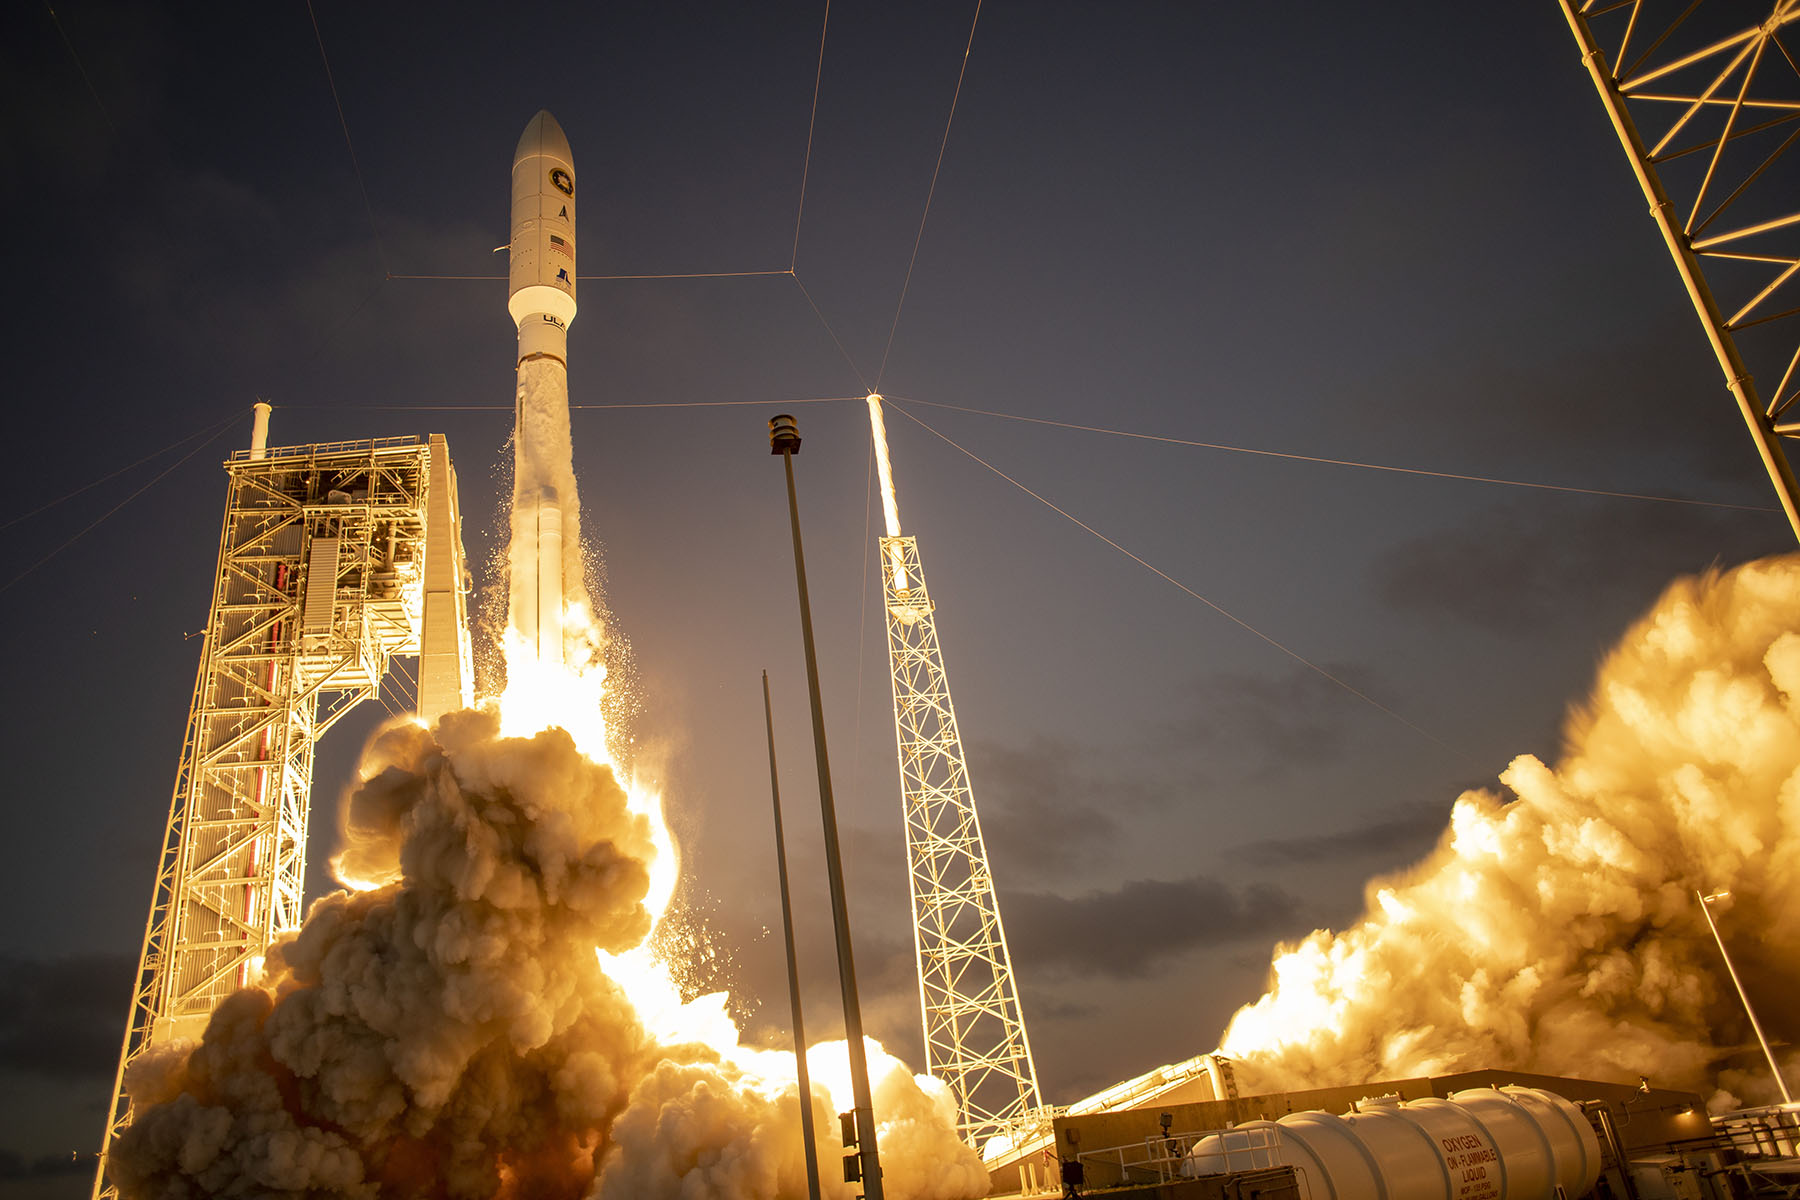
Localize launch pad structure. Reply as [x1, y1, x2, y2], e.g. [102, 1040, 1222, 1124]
[93, 427, 473, 1200]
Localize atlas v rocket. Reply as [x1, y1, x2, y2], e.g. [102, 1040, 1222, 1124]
[508, 110, 578, 667]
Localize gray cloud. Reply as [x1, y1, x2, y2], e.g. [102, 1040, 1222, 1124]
[1172, 663, 1388, 775]
[967, 736, 1130, 874]
[1375, 501, 1787, 633]
[0, 953, 133, 1080]
[1026, 995, 1101, 1022]
[1001, 875, 1305, 978]
[1352, 300, 1759, 490]
[1234, 799, 1452, 867]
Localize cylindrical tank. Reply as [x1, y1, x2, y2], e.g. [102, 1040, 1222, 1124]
[1182, 1086, 1599, 1200]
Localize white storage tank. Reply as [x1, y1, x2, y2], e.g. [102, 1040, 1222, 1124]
[1182, 1086, 1600, 1200]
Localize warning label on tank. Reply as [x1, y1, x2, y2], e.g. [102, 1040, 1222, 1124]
[1438, 1132, 1501, 1200]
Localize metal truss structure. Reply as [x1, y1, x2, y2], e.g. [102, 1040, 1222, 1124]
[880, 534, 1043, 1150]
[1562, 0, 1800, 540]
[94, 434, 471, 1199]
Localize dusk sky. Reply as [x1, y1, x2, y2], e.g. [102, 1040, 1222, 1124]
[3, 3, 1794, 1195]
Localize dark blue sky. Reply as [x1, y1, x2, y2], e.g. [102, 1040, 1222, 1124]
[1, 2, 1792, 1193]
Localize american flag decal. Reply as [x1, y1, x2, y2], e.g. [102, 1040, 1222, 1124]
[549, 234, 572, 257]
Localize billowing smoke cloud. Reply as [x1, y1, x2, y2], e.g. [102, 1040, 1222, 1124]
[111, 711, 655, 1198]
[596, 1040, 988, 1200]
[109, 708, 986, 1198]
[1220, 554, 1800, 1110]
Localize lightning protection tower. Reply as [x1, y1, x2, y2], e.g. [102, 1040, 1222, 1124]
[866, 395, 1043, 1152]
[1561, 0, 1800, 541]
[94, 416, 473, 1199]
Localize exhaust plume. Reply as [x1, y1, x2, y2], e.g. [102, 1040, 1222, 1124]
[109, 705, 985, 1198]
[1220, 554, 1800, 1110]
[111, 711, 655, 1198]
[502, 357, 608, 744]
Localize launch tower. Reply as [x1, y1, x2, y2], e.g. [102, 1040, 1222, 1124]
[94, 426, 472, 1198]
[868, 396, 1044, 1150]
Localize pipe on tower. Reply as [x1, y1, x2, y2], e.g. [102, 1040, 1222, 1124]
[250, 401, 271, 460]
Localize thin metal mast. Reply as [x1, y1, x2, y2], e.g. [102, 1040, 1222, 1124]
[867, 396, 1042, 1151]
[771, 414, 886, 1200]
[1560, 0, 1800, 539]
[763, 670, 824, 1200]
[94, 432, 471, 1199]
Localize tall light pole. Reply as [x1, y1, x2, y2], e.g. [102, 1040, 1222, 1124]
[1698, 890, 1792, 1104]
[770, 414, 885, 1199]
[763, 671, 823, 1200]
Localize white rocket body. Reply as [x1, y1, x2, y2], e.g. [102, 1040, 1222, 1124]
[510, 110, 577, 362]
[509, 111, 578, 667]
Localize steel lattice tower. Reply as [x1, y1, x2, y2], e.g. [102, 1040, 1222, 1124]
[869, 397, 1042, 1151]
[94, 429, 471, 1199]
[1562, 0, 1800, 540]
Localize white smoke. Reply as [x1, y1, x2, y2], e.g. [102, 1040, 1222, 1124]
[112, 711, 655, 1198]
[109, 708, 987, 1198]
[596, 1039, 985, 1200]
[1220, 554, 1800, 1109]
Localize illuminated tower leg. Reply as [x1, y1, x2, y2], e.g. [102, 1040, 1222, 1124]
[882, 533, 1043, 1150]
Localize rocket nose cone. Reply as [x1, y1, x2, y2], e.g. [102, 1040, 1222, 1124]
[515, 109, 573, 168]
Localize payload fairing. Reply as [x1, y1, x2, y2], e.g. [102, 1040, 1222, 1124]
[508, 110, 579, 667]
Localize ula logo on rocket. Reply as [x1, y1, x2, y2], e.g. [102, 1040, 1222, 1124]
[550, 168, 573, 196]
